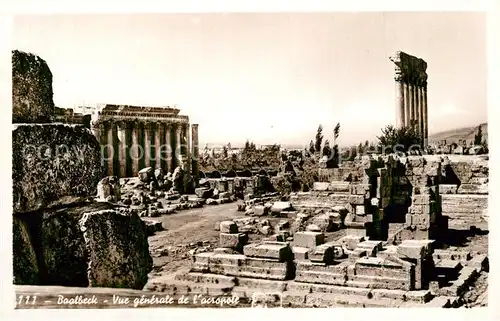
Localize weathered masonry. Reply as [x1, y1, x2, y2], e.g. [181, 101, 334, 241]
[390, 51, 429, 146]
[91, 104, 199, 178]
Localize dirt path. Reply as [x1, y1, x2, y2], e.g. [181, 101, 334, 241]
[148, 202, 244, 274]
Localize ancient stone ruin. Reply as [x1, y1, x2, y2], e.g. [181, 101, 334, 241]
[91, 104, 199, 185]
[12, 50, 153, 289]
[145, 155, 488, 307]
[12, 48, 488, 309]
[390, 51, 428, 145]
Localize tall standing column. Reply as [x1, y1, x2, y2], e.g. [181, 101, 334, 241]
[117, 121, 127, 178]
[159, 123, 167, 171]
[131, 122, 139, 176]
[191, 124, 199, 187]
[415, 82, 421, 135]
[395, 79, 405, 128]
[144, 122, 151, 168]
[408, 83, 415, 127]
[165, 123, 173, 173]
[412, 81, 418, 130]
[403, 82, 411, 127]
[107, 122, 114, 176]
[154, 122, 161, 170]
[92, 123, 104, 175]
[423, 85, 428, 147]
[418, 85, 424, 138]
[175, 123, 182, 169]
[185, 124, 191, 175]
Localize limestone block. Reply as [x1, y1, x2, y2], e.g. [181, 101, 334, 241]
[13, 216, 40, 285]
[243, 242, 293, 262]
[292, 231, 325, 248]
[195, 187, 212, 198]
[356, 240, 383, 257]
[439, 184, 458, 194]
[350, 249, 367, 258]
[457, 184, 488, 195]
[312, 213, 336, 232]
[12, 50, 55, 123]
[138, 167, 154, 182]
[348, 195, 366, 205]
[412, 194, 432, 205]
[78, 209, 153, 289]
[339, 235, 365, 251]
[254, 205, 269, 216]
[327, 182, 350, 193]
[270, 201, 292, 214]
[313, 182, 329, 191]
[292, 246, 309, 261]
[309, 243, 339, 264]
[219, 233, 248, 250]
[397, 240, 434, 259]
[306, 224, 321, 232]
[354, 205, 365, 215]
[12, 124, 102, 214]
[220, 221, 238, 234]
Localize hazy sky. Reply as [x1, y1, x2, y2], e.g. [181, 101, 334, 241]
[12, 13, 487, 147]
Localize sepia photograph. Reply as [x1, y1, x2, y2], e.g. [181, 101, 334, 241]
[9, 10, 491, 310]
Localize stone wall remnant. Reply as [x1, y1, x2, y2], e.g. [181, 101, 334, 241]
[12, 50, 55, 123]
[12, 124, 103, 214]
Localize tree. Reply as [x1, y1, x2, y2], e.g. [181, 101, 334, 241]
[315, 125, 323, 153]
[481, 138, 489, 153]
[322, 140, 332, 158]
[333, 123, 340, 145]
[309, 140, 315, 154]
[474, 125, 483, 146]
[222, 146, 228, 158]
[377, 124, 422, 155]
[357, 142, 363, 153]
[227, 142, 232, 150]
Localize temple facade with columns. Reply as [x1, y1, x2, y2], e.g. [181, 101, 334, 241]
[390, 51, 429, 146]
[91, 104, 199, 180]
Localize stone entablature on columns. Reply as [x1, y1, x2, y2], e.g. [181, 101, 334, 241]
[91, 104, 194, 179]
[389, 51, 428, 147]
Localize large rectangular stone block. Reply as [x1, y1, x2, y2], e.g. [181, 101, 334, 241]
[309, 243, 335, 264]
[243, 242, 292, 262]
[292, 232, 324, 248]
[292, 246, 309, 261]
[219, 233, 248, 250]
[339, 235, 365, 251]
[13, 124, 102, 214]
[356, 241, 383, 257]
[220, 221, 238, 233]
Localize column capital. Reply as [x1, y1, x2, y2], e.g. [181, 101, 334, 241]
[116, 120, 127, 129]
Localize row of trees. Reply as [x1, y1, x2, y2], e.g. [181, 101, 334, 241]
[306, 123, 341, 167]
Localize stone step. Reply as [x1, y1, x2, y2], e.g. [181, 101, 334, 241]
[422, 295, 460, 308]
[144, 274, 234, 295]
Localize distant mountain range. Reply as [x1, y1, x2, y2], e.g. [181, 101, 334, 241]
[428, 122, 487, 144]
